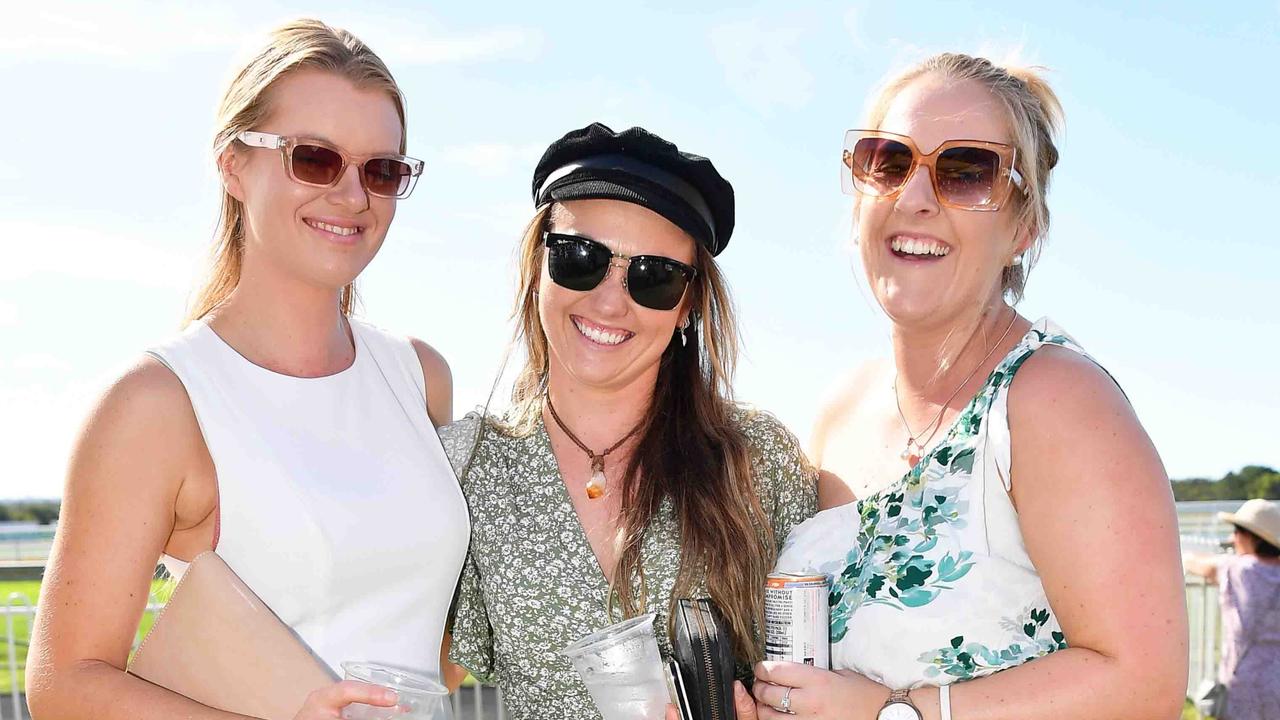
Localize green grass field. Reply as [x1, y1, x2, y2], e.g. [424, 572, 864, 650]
[0, 579, 172, 696]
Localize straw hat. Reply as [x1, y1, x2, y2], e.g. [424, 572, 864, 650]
[1219, 499, 1280, 549]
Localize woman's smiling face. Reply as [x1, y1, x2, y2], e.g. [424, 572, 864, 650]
[222, 69, 404, 292]
[539, 199, 696, 395]
[856, 75, 1029, 329]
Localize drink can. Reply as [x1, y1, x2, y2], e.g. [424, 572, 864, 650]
[764, 573, 830, 669]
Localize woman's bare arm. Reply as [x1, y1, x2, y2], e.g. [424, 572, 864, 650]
[26, 358, 251, 720]
[934, 348, 1188, 720]
[412, 338, 453, 428]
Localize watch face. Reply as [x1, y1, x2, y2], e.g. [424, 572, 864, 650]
[877, 702, 924, 720]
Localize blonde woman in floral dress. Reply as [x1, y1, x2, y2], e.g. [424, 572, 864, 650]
[749, 54, 1188, 720]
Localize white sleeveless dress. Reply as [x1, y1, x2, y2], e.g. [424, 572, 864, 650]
[148, 318, 469, 681]
[775, 319, 1095, 690]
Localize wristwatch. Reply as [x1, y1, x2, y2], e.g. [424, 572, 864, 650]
[876, 689, 923, 720]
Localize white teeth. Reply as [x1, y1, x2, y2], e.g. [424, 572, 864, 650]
[309, 220, 360, 236]
[573, 318, 629, 346]
[891, 236, 950, 257]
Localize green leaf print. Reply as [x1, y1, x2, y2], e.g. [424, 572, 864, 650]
[913, 536, 939, 553]
[936, 552, 974, 583]
[919, 608, 1068, 681]
[865, 575, 886, 597]
[896, 561, 933, 590]
[898, 587, 941, 607]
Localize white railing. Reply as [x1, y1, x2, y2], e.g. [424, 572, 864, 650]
[1185, 575, 1221, 694]
[0, 594, 504, 720]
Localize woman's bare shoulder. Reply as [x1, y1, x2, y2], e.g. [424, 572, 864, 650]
[73, 355, 208, 499]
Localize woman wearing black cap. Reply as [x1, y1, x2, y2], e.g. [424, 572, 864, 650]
[439, 123, 817, 720]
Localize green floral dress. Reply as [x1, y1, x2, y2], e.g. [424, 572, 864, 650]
[775, 318, 1090, 690]
[440, 405, 817, 720]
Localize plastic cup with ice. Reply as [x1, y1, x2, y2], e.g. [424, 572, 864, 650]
[563, 614, 673, 720]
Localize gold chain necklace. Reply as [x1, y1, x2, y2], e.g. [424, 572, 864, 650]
[893, 310, 1018, 467]
[546, 394, 642, 500]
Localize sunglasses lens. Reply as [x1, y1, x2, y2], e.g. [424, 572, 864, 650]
[546, 235, 610, 292]
[363, 158, 415, 198]
[627, 258, 691, 311]
[290, 144, 344, 185]
[851, 137, 914, 195]
[936, 146, 1002, 206]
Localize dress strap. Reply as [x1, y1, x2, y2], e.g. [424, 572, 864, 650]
[981, 318, 1095, 493]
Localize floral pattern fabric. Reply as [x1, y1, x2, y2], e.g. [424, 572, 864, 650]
[440, 406, 818, 720]
[775, 318, 1084, 690]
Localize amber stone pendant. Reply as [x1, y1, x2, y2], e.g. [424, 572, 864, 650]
[585, 459, 606, 499]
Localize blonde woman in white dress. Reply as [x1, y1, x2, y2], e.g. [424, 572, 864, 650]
[27, 20, 468, 720]
[748, 53, 1187, 720]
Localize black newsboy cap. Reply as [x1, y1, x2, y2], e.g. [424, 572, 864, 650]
[531, 123, 735, 256]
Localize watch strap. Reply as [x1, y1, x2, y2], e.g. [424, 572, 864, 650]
[877, 688, 923, 720]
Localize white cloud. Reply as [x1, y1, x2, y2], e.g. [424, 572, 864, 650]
[1, 1, 242, 64]
[0, 300, 16, 328]
[0, 372, 106, 500]
[2, 2, 543, 68]
[0, 220, 199, 291]
[843, 8, 868, 51]
[709, 18, 814, 114]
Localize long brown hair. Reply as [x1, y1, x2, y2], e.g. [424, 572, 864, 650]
[496, 203, 774, 661]
[186, 18, 408, 324]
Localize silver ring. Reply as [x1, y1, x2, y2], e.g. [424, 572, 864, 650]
[780, 685, 793, 713]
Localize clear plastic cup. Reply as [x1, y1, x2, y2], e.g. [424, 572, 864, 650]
[340, 662, 449, 720]
[562, 614, 672, 720]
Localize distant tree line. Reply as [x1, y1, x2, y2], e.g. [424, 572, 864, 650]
[1, 468, 1276, 520]
[1171, 465, 1280, 502]
[0, 500, 61, 524]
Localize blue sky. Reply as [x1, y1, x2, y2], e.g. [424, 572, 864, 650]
[2, 1, 1277, 499]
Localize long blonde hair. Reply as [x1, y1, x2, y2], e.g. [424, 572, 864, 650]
[493, 203, 774, 662]
[186, 18, 407, 324]
[864, 52, 1064, 303]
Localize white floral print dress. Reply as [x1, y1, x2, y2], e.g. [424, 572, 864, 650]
[776, 318, 1095, 690]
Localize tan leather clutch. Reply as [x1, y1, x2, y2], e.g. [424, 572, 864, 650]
[127, 551, 337, 719]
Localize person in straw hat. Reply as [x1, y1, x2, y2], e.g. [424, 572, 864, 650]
[1186, 499, 1280, 719]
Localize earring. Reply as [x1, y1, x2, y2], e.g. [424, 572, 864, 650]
[677, 318, 690, 348]
[1009, 254, 1024, 267]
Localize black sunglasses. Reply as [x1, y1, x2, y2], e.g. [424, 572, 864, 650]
[543, 232, 697, 311]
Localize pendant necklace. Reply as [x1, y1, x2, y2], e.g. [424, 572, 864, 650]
[546, 394, 642, 500]
[893, 310, 1019, 467]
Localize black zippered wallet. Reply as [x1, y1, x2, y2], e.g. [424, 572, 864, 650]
[671, 598, 736, 720]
